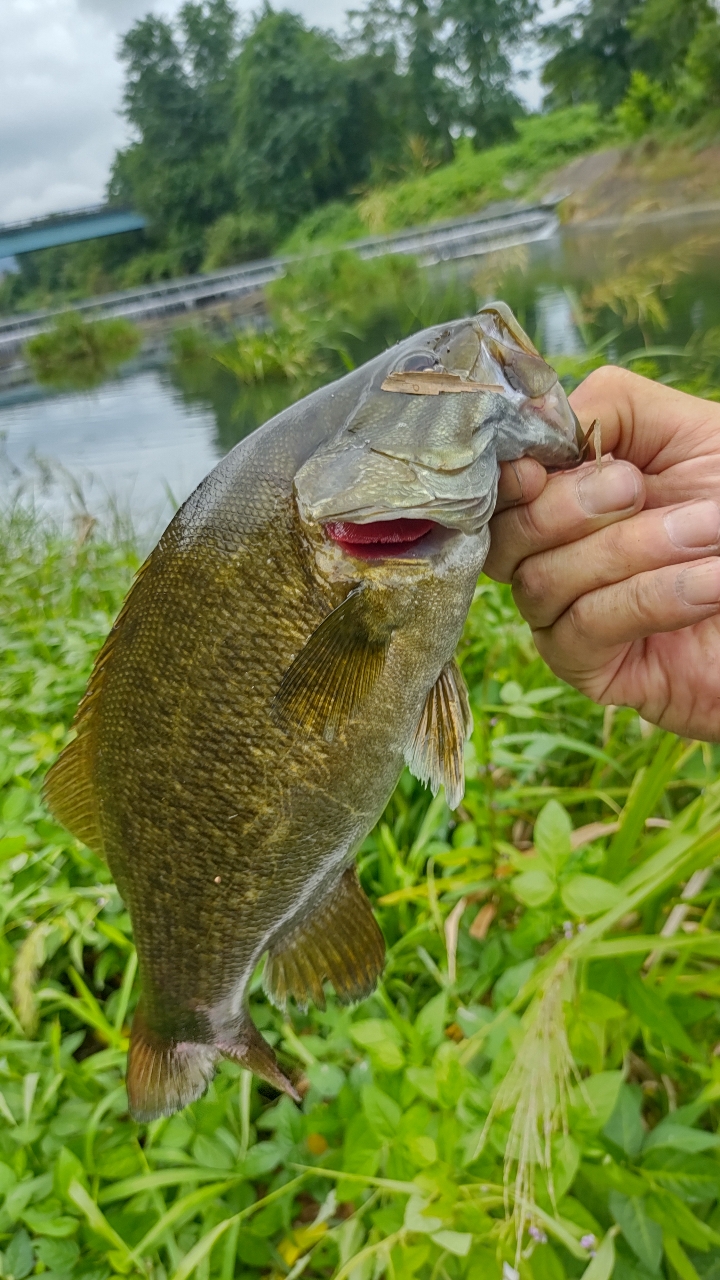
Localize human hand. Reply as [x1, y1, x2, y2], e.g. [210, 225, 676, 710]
[487, 367, 720, 740]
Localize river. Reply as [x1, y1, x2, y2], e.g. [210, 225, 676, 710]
[2, 212, 720, 535]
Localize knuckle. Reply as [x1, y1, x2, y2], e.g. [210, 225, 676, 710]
[512, 555, 549, 611]
[579, 364, 633, 397]
[563, 599, 597, 649]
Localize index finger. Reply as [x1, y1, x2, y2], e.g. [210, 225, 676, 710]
[485, 456, 645, 584]
[569, 366, 720, 473]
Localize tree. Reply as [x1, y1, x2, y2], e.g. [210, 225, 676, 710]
[541, 0, 716, 113]
[348, 0, 457, 159]
[109, 0, 240, 267]
[350, 0, 538, 152]
[231, 9, 407, 229]
[440, 0, 538, 144]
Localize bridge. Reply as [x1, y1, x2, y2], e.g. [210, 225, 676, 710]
[0, 199, 559, 357]
[0, 205, 147, 259]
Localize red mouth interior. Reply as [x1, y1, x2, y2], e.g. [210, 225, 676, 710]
[325, 518, 436, 558]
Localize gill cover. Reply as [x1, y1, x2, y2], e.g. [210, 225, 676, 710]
[294, 303, 581, 536]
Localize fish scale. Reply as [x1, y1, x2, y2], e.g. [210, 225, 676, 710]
[45, 303, 583, 1119]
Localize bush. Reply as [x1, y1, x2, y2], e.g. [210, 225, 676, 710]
[203, 211, 280, 270]
[24, 312, 141, 390]
[616, 71, 673, 138]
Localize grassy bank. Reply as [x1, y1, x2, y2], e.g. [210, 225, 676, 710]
[4, 504, 720, 1279]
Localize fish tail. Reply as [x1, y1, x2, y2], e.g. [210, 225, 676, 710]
[126, 1004, 217, 1122]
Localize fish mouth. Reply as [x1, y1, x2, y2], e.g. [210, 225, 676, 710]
[324, 517, 439, 559]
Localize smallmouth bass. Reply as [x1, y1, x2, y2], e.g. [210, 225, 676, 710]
[45, 303, 582, 1120]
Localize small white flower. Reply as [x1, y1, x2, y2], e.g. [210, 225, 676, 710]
[503, 1264, 520, 1280]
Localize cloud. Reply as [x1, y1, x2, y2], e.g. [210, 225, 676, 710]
[0, 0, 547, 227]
[0, 0, 350, 225]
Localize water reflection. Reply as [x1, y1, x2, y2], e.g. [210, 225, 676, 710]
[2, 214, 720, 526]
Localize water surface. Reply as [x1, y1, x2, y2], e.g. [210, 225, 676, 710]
[3, 212, 720, 529]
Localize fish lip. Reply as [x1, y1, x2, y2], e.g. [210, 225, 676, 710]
[322, 516, 455, 561]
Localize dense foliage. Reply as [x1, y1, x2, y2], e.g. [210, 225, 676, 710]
[4, 390, 720, 1279]
[2, 0, 720, 316]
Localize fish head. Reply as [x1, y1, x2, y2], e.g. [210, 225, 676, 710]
[294, 302, 582, 574]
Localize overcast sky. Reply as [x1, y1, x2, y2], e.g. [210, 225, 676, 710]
[0, 0, 549, 225]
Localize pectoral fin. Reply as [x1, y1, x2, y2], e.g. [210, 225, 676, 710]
[272, 588, 391, 739]
[405, 658, 472, 810]
[264, 867, 385, 1012]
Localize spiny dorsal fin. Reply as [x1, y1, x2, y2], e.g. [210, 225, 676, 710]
[264, 867, 385, 1012]
[272, 588, 391, 740]
[405, 658, 472, 811]
[43, 554, 154, 854]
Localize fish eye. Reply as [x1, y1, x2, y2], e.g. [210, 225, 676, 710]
[400, 353, 437, 372]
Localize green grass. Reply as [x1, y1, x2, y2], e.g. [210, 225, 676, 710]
[25, 314, 141, 392]
[5, 490, 720, 1280]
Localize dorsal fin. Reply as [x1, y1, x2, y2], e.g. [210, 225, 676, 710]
[43, 555, 153, 854]
[264, 867, 385, 1012]
[405, 658, 472, 811]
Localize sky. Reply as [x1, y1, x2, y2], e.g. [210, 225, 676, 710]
[0, 0, 551, 226]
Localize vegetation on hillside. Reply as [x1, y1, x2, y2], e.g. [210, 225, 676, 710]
[2, 0, 720, 317]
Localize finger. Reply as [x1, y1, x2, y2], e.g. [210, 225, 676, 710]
[514, 498, 720, 629]
[486, 457, 644, 583]
[534, 557, 720, 685]
[569, 366, 720, 476]
[495, 458, 547, 513]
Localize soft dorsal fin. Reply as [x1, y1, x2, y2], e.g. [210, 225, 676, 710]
[264, 867, 385, 1012]
[43, 555, 153, 854]
[405, 658, 472, 811]
[272, 588, 391, 740]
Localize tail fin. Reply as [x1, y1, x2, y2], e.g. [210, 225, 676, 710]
[126, 1005, 300, 1122]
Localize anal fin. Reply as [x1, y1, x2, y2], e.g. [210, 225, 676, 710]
[264, 867, 385, 1012]
[127, 1003, 301, 1122]
[405, 657, 472, 811]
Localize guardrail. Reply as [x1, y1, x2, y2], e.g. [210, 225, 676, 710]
[0, 199, 559, 356]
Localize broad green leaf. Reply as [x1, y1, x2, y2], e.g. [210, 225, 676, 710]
[580, 1229, 618, 1280]
[4, 1229, 34, 1280]
[561, 875, 623, 917]
[609, 1192, 662, 1273]
[644, 1125, 720, 1154]
[404, 1194, 443, 1234]
[664, 1234, 702, 1280]
[645, 1189, 719, 1249]
[306, 1061, 345, 1097]
[580, 991, 627, 1023]
[361, 1084, 401, 1138]
[431, 1230, 472, 1256]
[571, 1072, 624, 1132]
[603, 1084, 645, 1157]
[534, 800, 573, 868]
[351, 1020, 404, 1071]
[511, 867, 556, 907]
[625, 977, 702, 1061]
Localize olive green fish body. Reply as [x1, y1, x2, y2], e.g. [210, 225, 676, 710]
[45, 306, 582, 1119]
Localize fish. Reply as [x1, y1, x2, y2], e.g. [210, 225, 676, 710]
[44, 302, 583, 1121]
